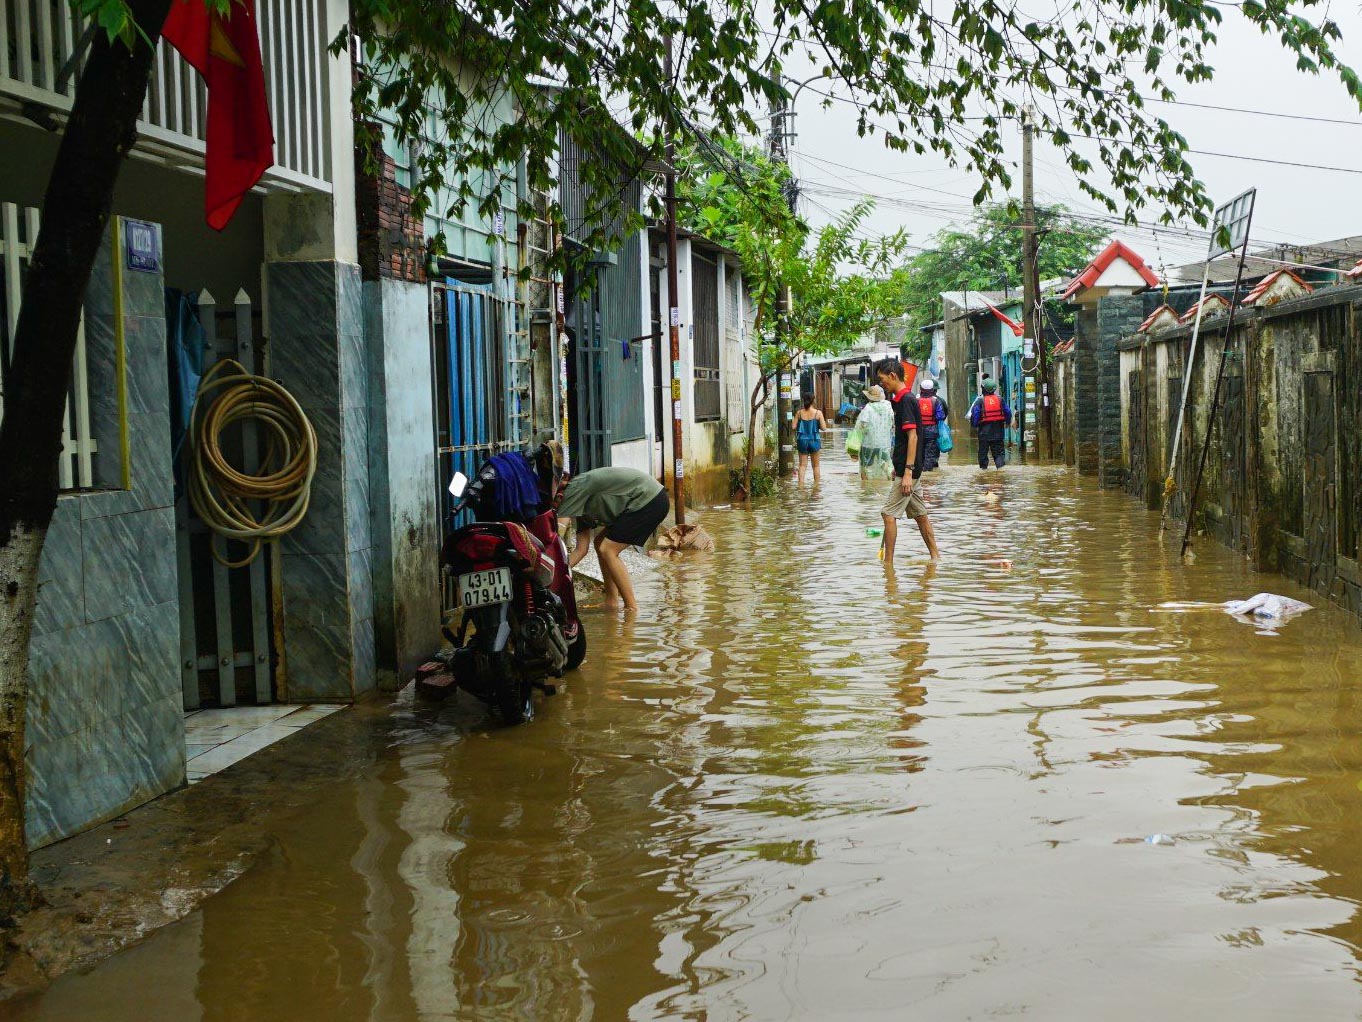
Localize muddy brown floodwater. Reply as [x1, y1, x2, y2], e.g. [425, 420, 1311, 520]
[15, 451, 1362, 1021]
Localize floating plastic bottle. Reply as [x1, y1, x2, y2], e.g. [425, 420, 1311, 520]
[866, 527, 883, 538]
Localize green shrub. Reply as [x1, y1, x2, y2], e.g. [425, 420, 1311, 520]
[731, 463, 778, 501]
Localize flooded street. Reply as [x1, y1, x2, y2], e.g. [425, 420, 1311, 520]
[16, 451, 1362, 1020]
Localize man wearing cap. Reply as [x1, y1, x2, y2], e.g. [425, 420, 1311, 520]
[968, 378, 1012, 470]
[916, 378, 949, 471]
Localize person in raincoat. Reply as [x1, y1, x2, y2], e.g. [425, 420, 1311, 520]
[853, 385, 894, 480]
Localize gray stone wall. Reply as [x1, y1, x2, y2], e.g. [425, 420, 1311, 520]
[26, 219, 184, 849]
[1071, 307, 1100, 475]
[268, 260, 375, 702]
[1095, 295, 1146, 489]
[363, 278, 441, 687]
[1064, 283, 1362, 622]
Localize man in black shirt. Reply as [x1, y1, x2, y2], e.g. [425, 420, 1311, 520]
[875, 359, 940, 562]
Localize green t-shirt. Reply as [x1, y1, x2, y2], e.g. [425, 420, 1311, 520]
[558, 468, 663, 528]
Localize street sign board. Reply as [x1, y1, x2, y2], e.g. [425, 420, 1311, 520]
[1208, 189, 1255, 259]
[124, 219, 159, 273]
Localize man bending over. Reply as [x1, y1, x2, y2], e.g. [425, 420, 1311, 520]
[560, 466, 670, 611]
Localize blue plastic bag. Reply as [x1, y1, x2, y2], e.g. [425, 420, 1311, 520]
[937, 418, 954, 453]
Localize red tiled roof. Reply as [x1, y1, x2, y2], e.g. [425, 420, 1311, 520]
[1178, 293, 1231, 324]
[1242, 269, 1313, 307]
[1138, 304, 1180, 333]
[1062, 241, 1161, 300]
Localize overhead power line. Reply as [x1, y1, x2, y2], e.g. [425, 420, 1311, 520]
[1069, 133, 1362, 176]
[770, 31, 1362, 130]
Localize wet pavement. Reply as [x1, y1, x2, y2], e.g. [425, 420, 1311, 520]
[15, 449, 1362, 1020]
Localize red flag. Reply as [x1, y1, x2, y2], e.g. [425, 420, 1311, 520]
[162, 0, 275, 230]
[983, 302, 1024, 337]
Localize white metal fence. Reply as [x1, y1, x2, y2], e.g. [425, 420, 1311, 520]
[0, 0, 331, 191]
[0, 201, 96, 489]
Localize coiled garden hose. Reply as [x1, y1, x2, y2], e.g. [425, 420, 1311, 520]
[187, 359, 318, 568]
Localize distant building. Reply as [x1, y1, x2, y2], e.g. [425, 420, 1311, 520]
[1174, 235, 1362, 284]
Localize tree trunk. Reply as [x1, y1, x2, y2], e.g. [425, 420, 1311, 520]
[0, 0, 170, 919]
[743, 372, 771, 499]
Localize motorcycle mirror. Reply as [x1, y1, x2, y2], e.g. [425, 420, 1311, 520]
[448, 472, 469, 499]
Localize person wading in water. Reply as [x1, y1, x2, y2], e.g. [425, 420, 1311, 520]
[560, 466, 670, 611]
[794, 394, 829, 486]
[917, 378, 948, 471]
[968, 378, 1011, 470]
[875, 358, 941, 562]
[854, 385, 894, 480]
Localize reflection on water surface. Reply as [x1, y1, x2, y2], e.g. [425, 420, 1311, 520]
[17, 456, 1362, 1020]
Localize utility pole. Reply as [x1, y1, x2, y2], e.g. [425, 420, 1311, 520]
[1020, 106, 1046, 459]
[663, 36, 686, 525]
[770, 98, 796, 478]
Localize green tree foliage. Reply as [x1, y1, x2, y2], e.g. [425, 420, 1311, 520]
[894, 206, 1109, 359]
[674, 139, 909, 492]
[326, 0, 1360, 250]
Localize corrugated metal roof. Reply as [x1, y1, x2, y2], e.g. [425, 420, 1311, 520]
[940, 290, 1011, 308]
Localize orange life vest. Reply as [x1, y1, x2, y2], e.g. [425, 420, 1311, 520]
[918, 396, 937, 427]
[980, 394, 1005, 423]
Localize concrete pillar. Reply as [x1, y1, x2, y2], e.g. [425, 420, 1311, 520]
[266, 258, 371, 701]
[1072, 293, 1145, 487]
[260, 0, 371, 700]
[364, 278, 441, 687]
[1072, 306, 1100, 476]
[1095, 294, 1146, 489]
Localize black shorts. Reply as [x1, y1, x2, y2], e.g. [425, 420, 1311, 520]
[605, 490, 670, 547]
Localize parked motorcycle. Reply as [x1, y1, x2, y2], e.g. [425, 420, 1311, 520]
[415, 447, 586, 723]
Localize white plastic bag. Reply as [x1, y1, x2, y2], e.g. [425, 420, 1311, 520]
[1222, 592, 1313, 622]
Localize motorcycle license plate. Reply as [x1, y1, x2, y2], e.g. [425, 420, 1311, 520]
[458, 567, 513, 608]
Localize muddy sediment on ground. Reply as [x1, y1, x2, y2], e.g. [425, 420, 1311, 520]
[0, 701, 387, 1001]
[4, 569, 628, 1001]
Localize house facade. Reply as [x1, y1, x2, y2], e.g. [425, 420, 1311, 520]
[652, 228, 757, 505]
[2, 3, 766, 850]
[0, 0, 364, 846]
[939, 290, 1025, 438]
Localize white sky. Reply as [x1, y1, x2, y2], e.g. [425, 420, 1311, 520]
[774, 6, 1362, 278]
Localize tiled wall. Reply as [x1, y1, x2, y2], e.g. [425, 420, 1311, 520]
[26, 220, 184, 849]
[268, 260, 375, 701]
[363, 278, 441, 686]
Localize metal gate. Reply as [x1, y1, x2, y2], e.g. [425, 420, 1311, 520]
[570, 279, 612, 472]
[1304, 370, 1337, 596]
[433, 281, 517, 531]
[177, 291, 274, 709]
[693, 254, 721, 422]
